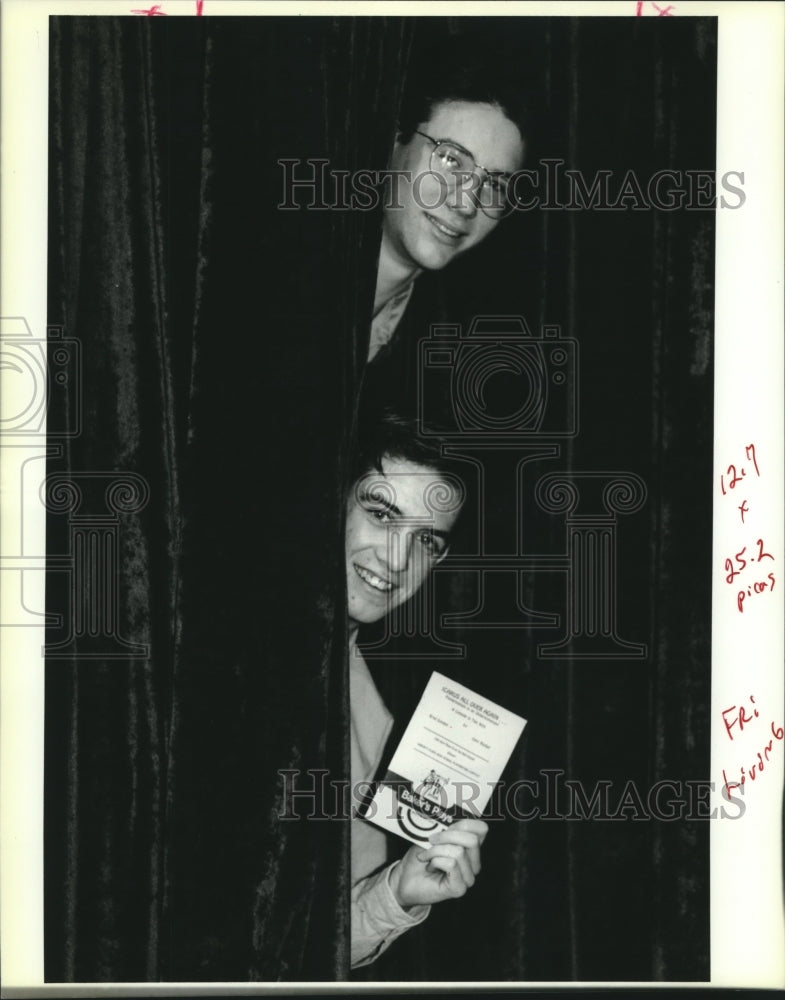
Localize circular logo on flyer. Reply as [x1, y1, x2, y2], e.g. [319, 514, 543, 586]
[396, 803, 439, 842]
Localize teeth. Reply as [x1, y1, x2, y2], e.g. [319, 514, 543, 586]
[355, 565, 392, 592]
[428, 216, 463, 238]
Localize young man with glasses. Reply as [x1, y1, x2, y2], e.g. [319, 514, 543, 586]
[347, 406, 487, 968]
[369, 50, 529, 361]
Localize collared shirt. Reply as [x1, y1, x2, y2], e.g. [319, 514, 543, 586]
[367, 281, 415, 362]
[350, 644, 430, 968]
[350, 648, 393, 881]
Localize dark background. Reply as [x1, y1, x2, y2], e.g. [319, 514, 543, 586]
[46, 15, 715, 982]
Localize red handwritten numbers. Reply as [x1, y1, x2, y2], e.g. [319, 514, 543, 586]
[721, 696, 784, 797]
[719, 443, 775, 612]
[719, 443, 760, 496]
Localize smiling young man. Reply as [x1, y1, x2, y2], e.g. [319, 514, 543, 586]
[369, 46, 529, 360]
[347, 407, 487, 969]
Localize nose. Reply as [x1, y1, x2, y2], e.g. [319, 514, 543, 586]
[445, 171, 480, 217]
[378, 528, 414, 574]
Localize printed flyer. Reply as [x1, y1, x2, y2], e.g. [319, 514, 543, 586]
[363, 672, 526, 844]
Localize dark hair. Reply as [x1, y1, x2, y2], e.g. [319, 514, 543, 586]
[351, 403, 470, 541]
[396, 35, 531, 146]
[353, 404, 463, 484]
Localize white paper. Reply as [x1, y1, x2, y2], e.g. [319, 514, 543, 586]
[363, 671, 526, 845]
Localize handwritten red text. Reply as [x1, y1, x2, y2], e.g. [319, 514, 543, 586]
[722, 719, 784, 798]
[635, 1, 676, 15]
[132, 0, 204, 14]
[719, 444, 774, 610]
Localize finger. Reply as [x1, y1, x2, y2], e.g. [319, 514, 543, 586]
[449, 818, 489, 844]
[419, 842, 462, 863]
[428, 830, 482, 875]
[421, 843, 476, 888]
[453, 845, 477, 887]
[424, 854, 470, 897]
[429, 830, 478, 848]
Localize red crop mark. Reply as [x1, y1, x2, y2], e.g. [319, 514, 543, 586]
[131, 1, 203, 14]
[636, 1, 676, 14]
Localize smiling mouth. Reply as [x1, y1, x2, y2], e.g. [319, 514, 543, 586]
[354, 564, 394, 593]
[424, 213, 468, 241]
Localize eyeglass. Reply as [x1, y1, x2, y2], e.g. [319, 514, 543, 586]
[415, 130, 511, 217]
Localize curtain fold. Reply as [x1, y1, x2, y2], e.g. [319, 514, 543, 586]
[46, 15, 412, 981]
[355, 15, 714, 983]
[46, 13, 714, 984]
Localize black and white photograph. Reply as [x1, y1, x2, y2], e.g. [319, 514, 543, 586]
[0, 0, 783, 991]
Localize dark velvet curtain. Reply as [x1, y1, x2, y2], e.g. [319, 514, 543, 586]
[46, 14, 714, 985]
[355, 17, 715, 984]
[46, 15, 411, 981]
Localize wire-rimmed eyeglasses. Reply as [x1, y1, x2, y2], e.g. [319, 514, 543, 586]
[415, 130, 511, 217]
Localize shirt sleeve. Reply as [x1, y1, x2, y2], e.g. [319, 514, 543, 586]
[350, 860, 431, 969]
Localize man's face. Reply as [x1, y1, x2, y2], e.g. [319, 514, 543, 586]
[383, 100, 525, 272]
[345, 455, 462, 629]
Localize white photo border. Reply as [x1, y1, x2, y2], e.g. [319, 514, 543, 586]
[1, 0, 782, 992]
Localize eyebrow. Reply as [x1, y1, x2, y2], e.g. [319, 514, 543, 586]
[362, 487, 452, 539]
[441, 137, 513, 180]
